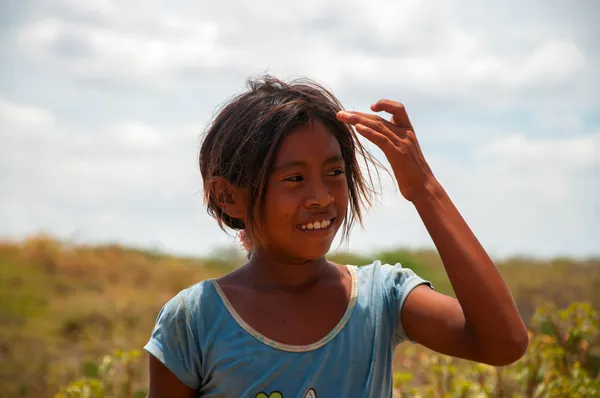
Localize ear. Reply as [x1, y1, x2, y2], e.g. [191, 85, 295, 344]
[210, 177, 247, 220]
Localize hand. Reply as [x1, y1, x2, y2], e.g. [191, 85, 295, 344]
[336, 100, 436, 202]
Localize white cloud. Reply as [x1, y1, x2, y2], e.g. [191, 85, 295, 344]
[110, 122, 169, 149]
[17, 16, 225, 90]
[1, 0, 599, 259]
[0, 99, 226, 253]
[429, 132, 600, 258]
[14, 0, 599, 112]
[476, 132, 599, 168]
[313, 129, 600, 259]
[0, 97, 55, 131]
[1, 98, 598, 258]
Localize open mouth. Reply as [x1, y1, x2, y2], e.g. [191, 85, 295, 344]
[297, 217, 336, 232]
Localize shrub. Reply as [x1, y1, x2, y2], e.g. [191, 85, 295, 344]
[55, 303, 600, 398]
[54, 350, 147, 398]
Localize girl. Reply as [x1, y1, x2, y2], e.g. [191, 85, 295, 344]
[145, 76, 528, 398]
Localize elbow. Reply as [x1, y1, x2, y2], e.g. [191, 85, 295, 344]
[484, 331, 529, 367]
[506, 327, 531, 364]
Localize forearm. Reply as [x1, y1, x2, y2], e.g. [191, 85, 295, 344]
[412, 179, 528, 352]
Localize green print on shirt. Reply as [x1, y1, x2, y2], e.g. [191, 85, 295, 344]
[255, 388, 317, 398]
[255, 392, 282, 398]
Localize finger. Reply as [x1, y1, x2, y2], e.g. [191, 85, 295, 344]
[339, 111, 401, 141]
[337, 111, 389, 127]
[371, 99, 413, 129]
[354, 123, 396, 152]
[337, 111, 408, 148]
[345, 110, 381, 120]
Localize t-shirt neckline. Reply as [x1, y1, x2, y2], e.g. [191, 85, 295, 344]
[210, 264, 359, 353]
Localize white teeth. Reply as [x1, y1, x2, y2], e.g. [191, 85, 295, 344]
[300, 219, 332, 230]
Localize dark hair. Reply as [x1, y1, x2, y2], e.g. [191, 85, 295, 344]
[199, 75, 380, 249]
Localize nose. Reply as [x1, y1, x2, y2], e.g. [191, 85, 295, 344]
[305, 179, 333, 208]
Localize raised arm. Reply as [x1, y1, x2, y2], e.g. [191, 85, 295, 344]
[337, 102, 528, 366]
[402, 180, 528, 365]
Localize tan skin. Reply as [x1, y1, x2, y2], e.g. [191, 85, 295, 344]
[148, 102, 529, 397]
[213, 122, 354, 346]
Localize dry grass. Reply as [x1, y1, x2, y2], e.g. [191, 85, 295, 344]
[1, 234, 598, 397]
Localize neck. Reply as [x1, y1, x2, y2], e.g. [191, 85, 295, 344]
[243, 248, 333, 291]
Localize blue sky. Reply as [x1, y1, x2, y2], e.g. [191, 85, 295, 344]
[1, 0, 598, 260]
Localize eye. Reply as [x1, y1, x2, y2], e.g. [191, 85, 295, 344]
[327, 168, 346, 177]
[283, 175, 303, 182]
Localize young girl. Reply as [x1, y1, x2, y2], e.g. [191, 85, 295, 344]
[144, 76, 528, 398]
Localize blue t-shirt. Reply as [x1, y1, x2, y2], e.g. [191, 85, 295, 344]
[144, 260, 432, 398]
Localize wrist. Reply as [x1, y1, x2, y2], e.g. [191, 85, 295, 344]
[410, 177, 445, 206]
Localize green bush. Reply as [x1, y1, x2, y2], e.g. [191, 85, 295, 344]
[55, 303, 599, 398]
[54, 350, 147, 398]
[394, 302, 600, 397]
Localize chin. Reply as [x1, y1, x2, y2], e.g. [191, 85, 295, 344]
[295, 241, 334, 261]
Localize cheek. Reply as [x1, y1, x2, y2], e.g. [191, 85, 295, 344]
[332, 180, 350, 203]
[336, 194, 350, 215]
[263, 188, 298, 223]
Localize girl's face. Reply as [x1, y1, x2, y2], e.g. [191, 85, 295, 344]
[260, 121, 349, 260]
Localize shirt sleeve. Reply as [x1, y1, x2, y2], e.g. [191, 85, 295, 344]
[144, 290, 202, 389]
[379, 262, 433, 345]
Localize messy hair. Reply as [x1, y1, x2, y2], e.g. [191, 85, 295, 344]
[199, 75, 380, 249]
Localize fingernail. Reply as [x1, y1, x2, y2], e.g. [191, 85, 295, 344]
[338, 111, 351, 117]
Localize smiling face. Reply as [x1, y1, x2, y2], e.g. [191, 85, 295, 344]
[258, 121, 349, 260]
[200, 77, 379, 257]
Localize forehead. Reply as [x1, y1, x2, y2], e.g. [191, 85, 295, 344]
[275, 122, 342, 164]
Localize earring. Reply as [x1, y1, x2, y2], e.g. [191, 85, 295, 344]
[236, 229, 253, 252]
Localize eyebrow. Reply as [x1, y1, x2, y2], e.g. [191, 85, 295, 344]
[274, 155, 344, 172]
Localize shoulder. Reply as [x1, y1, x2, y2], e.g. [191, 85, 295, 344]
[351, 260, 433, 298]
[351, 260, 433, 344]
[353, 260, 425, 282]
[146, 280, 216, 390]
[146, 279, 218, 356]
[156, 279, 217, 323]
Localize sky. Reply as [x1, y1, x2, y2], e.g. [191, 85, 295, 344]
[1, 0, 599, 260]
